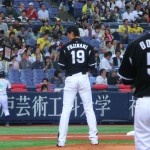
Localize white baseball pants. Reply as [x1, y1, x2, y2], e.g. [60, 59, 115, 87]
[134, 97, 150, 150]
[0, 95, 9, 116]
[58, 73, 98, 146]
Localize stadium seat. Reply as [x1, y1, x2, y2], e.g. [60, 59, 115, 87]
[0, 7, 6, 12]
[26, 39, 37, 47]
[73, 2, 84, 18]
[112, 32, 121, 41]
[33, 2, 39, 8]
[90, 39, 100, 49]
[11, 84, 26, 89]
[24, 0, 34, 1]
[123, 44, 128, 49]
[20, 69, 32, 75]
[81, 36, 91, 44]
[144, 30, 150, 33]
[7, 69, 20, 75]
[33, 69, 46, 85]
[119, 89, 131, 92]
[36, 84, 43, 89]
[22, 80, 34, 86]
[128, 34, 139, 43]
[36, 84, 54, 89]
[92, 84, 108, 90]
[36, 89, 54, 92]
[45, 73, 54, 81]
[59, 84, 65, 88]
[117, 84, 131, 89]
[11, 88, 27, 92]
[48, 7, 59, 15]
[43, 2, 51, 8]
[108, 22, 119, 29]
[60, 35, 69, 44]
[18, 1, 28, 7]
[20, 69, 33, 86]
[7, 69, 21, 84]
[15, 0, 22, 2]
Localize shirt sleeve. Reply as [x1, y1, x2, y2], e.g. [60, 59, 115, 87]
[7, 80, 11, 89]
[88, 47, 96, 67]
[58, 47, 66, 70]
[118, 43, 135, 82]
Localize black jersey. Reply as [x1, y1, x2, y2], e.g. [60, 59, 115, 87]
[118, 33, 150, 97]
[58, 38, 96, 77]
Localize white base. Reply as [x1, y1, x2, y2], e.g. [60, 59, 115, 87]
[127, 130, 135, 136]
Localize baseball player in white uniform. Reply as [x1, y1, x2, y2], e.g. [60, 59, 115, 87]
[57, 25, 98, 147]
[0, 71, 11, 126]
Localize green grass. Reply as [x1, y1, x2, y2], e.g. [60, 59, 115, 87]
[0, 125, 134, 135]
[0, 140, 134, 149]
[0, 125, 134, 149]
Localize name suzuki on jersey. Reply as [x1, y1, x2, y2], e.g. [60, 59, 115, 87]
[67, 44, 88, 50]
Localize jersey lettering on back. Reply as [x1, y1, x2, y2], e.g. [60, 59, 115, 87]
[139, 39, 150, 50]
[58, 38, 95, 76]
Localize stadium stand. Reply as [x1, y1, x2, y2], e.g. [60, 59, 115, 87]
[0, 0, 149, 92]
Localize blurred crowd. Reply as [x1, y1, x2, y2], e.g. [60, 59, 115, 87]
[0, 0, 150, 87]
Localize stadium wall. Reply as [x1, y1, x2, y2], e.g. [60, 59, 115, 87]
[0, 92, 136, 124]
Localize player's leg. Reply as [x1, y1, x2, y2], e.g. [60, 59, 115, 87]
[78, 74, 98, 144]
[0, 96, 10, 126]
[57, 77, 77, 147]
[134, 97, 150, 150]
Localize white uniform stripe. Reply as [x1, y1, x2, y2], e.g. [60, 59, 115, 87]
[117, 72, 133, 80]
[147, 52, 150, 65]
[89, 63, 96, 66]
[58, 63, 65, 66]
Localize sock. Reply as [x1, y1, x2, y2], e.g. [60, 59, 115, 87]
[5, 115, 10, 125]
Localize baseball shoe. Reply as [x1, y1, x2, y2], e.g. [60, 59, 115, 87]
[91, 140, 99, 145]
[56, 144, 64, 147]
[5, 122, 10, 127]
[56, 142, 65, 147]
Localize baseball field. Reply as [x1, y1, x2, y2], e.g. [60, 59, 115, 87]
[0, 125, 135, 150]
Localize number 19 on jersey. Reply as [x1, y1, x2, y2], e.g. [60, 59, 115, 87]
[71, 50, 85, 64]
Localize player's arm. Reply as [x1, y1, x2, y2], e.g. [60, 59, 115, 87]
[7, 80, 11, 91]
[58, 47, 66, 70]
[118, 44, 136, 85]
[88, 47, 96, 70]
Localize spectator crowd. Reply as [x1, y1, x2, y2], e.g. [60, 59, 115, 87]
[0, 0, 150, 88]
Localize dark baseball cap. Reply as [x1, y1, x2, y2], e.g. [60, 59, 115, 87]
[65, 25, 80, 36]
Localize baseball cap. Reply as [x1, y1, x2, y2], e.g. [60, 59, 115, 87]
[29, 2, 33, 5]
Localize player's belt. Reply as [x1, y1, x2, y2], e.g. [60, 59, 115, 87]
[66, 71, 86, 77]
[138, 96, 150, 98]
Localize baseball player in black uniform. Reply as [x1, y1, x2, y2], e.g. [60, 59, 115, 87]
[57, 25, 98, 147]
[118, 33, 150, 150]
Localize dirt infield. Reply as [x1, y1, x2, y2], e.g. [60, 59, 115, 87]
[0, 133, 134, 141]
[1, 134, 135, 150]
[9, 144, 135, 150]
